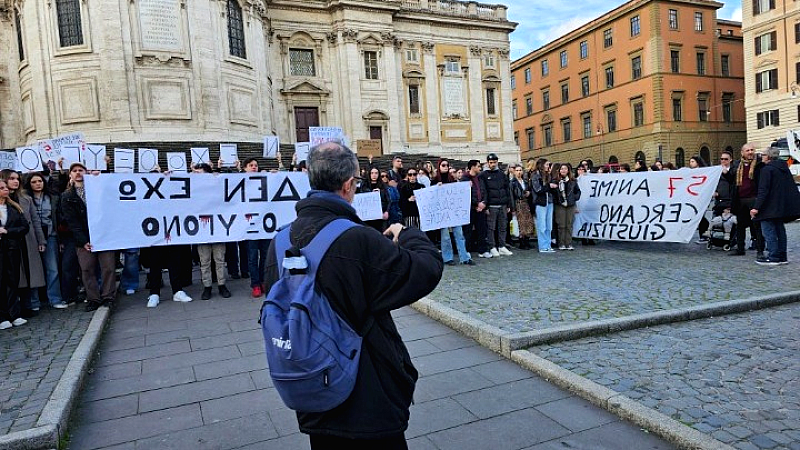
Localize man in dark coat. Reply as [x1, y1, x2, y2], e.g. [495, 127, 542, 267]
[462, 159, 490, 257]
[723, 142, 765, 256]
[263, 142, 443, 449]
[478, 153, 513, 257]
[751, 146, 800, 266]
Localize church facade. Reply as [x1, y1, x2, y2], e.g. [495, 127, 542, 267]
[0, 0, 519, 162]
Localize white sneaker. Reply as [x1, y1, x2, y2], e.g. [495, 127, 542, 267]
[566, 245, 575, 250]
[12, 318, 27, 326]
[52, 302, 70, 309]
[490, 248, 500, 257]
[147, 295, 160, 308]
[125, 289, 135, 295]
[478, 251, 493, 258]
[172, 291, 193, 303]
[0, 321, 11, 330]
[498, 247, 513, 256]
[559, 245, 567, 250]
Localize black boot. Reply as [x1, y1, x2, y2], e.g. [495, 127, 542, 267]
[219, 285, 232, 298]
[201, 286, 212, 300]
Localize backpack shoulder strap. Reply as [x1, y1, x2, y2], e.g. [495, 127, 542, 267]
[273, 226, 292, 274]
[301, 219, 359, 272]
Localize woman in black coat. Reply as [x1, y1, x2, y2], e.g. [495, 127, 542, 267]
[0, 179, 30, 329]
[358, 167, 389, 232]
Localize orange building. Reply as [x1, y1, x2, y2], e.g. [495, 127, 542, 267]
[511, 0, 746, 169]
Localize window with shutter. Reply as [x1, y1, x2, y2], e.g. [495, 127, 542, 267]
[227, 0, 247, 59]
[55, 0, 83, 47]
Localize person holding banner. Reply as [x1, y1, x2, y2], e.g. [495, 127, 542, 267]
[552, 163, 581, 251]
[192, 163, 232, 300]
[0, 170, 46, 315]
[0, 179, 30, 329]
[433, 159, 474, 266]
[61, 162, 117, 311]
[530, 159, 556, 253]
[243, 158, 271, 298]
[24, 173, 68, 309]
[398, 168, 424, 229]
[462, 160, 491, 258]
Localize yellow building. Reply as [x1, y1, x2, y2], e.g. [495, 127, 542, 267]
[511, 0, 746, 169]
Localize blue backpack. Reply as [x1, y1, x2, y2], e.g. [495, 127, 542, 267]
[260, 218, 370, 412]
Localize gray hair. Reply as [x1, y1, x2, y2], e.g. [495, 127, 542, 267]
[307, 142, 358, 192]
[764, 146, 781, 159]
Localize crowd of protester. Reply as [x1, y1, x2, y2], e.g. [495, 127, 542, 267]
[2, 141, 796, 329]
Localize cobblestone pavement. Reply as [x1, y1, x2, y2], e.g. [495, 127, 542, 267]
[0, 304, 94, 435]
[532, 303, 800, 450]
[427, 222, 800, 333]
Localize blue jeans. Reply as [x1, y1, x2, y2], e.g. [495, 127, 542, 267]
[535, 203, 554, 251]
[248, 239, 270, 287]
[441, 226, 470, 263]
[760, 219, 787, 261]
[31, 234, 63, 306]
[119, 248, 140, 291]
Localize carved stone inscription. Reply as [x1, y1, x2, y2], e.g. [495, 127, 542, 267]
[443, 77, 464, 117]
[139, 0, 182, 52]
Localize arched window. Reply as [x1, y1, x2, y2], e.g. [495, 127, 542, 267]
[634, 151, 646, 165]
[675, 148, 685, 168]
[700, 146, 710, 166]
[227, 0, 247, 59]
[55, 0, 83, 47]
[608, 155, 618, 164]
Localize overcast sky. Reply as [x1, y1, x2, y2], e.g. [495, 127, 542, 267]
[507, 1, 743, 60]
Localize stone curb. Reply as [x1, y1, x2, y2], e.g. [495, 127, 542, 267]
[0, 306, 111, 450]
[413, 290, 800, 356]
[511, 350, 737, 450]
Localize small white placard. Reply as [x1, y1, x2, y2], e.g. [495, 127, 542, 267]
[15, 147, 43, 172]
[0, 152, 18, 170]
[84, 145, 108, 171]
[138, 148, 159, 173]
[166, 152, 188, 172]
[61, 144, 82, 166]
[263, 136, 279, 159]
[294, 142, 310, 163]
[190, 147, 210, 165]
[219, 144, 238, 167]
[114, 148, 135, 173]
[353, 191, 383, 221]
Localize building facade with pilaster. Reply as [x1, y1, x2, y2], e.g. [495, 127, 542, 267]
[0, 0, 519, 162]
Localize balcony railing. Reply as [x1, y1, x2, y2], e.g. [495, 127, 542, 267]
[401, 0, 508, 21]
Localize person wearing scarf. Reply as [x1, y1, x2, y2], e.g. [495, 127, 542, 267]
[723, 143, 765, 257]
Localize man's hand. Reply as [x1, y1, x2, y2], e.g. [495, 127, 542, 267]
[477, 201, 485, 212]
[84, 243, 93, 251]
[383, 223, 405, 243]
[750, 208, 758, 219]
[39, 244, 46, 252]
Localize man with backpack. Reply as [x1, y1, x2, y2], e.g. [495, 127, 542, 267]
[262, 141, 443, 449]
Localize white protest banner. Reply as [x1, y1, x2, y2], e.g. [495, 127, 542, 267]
[294, 142, 310, 163]
[415, 182, 471, 232]
[114, 148, 135, 173]
[219, 144, 238, 167]
[138, 148, 159, 173]
[353, 191, 383, 221]
[38, 132, 85, 162]
[191, 147, 210, 165]
[84, 145, 108, 171]
[166, 152, 188, 172]
[263, 136, 279, 159]
[16, 147, 43, 172]
[309, 127, 344, 147]
[0, 152, 17, 170]
[573, 166, 723, 243]
[61, 144, 82, 166]
[84, 172, 312, 251]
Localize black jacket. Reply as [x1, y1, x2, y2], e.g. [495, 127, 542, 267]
[554, 178, 581, 207]
[714, 168, 733, 213]
[722, 159, 763, 211]
[264, 194, 443, 439]
[509, 178, 530, 205]
[398, 180, 424, 218]
[753, 159, 800, 222]
[530, 171, 553, 207]
[478, 168, 511, 207]
[0, 205, 30, 252]
[61, 188, 90, 247]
